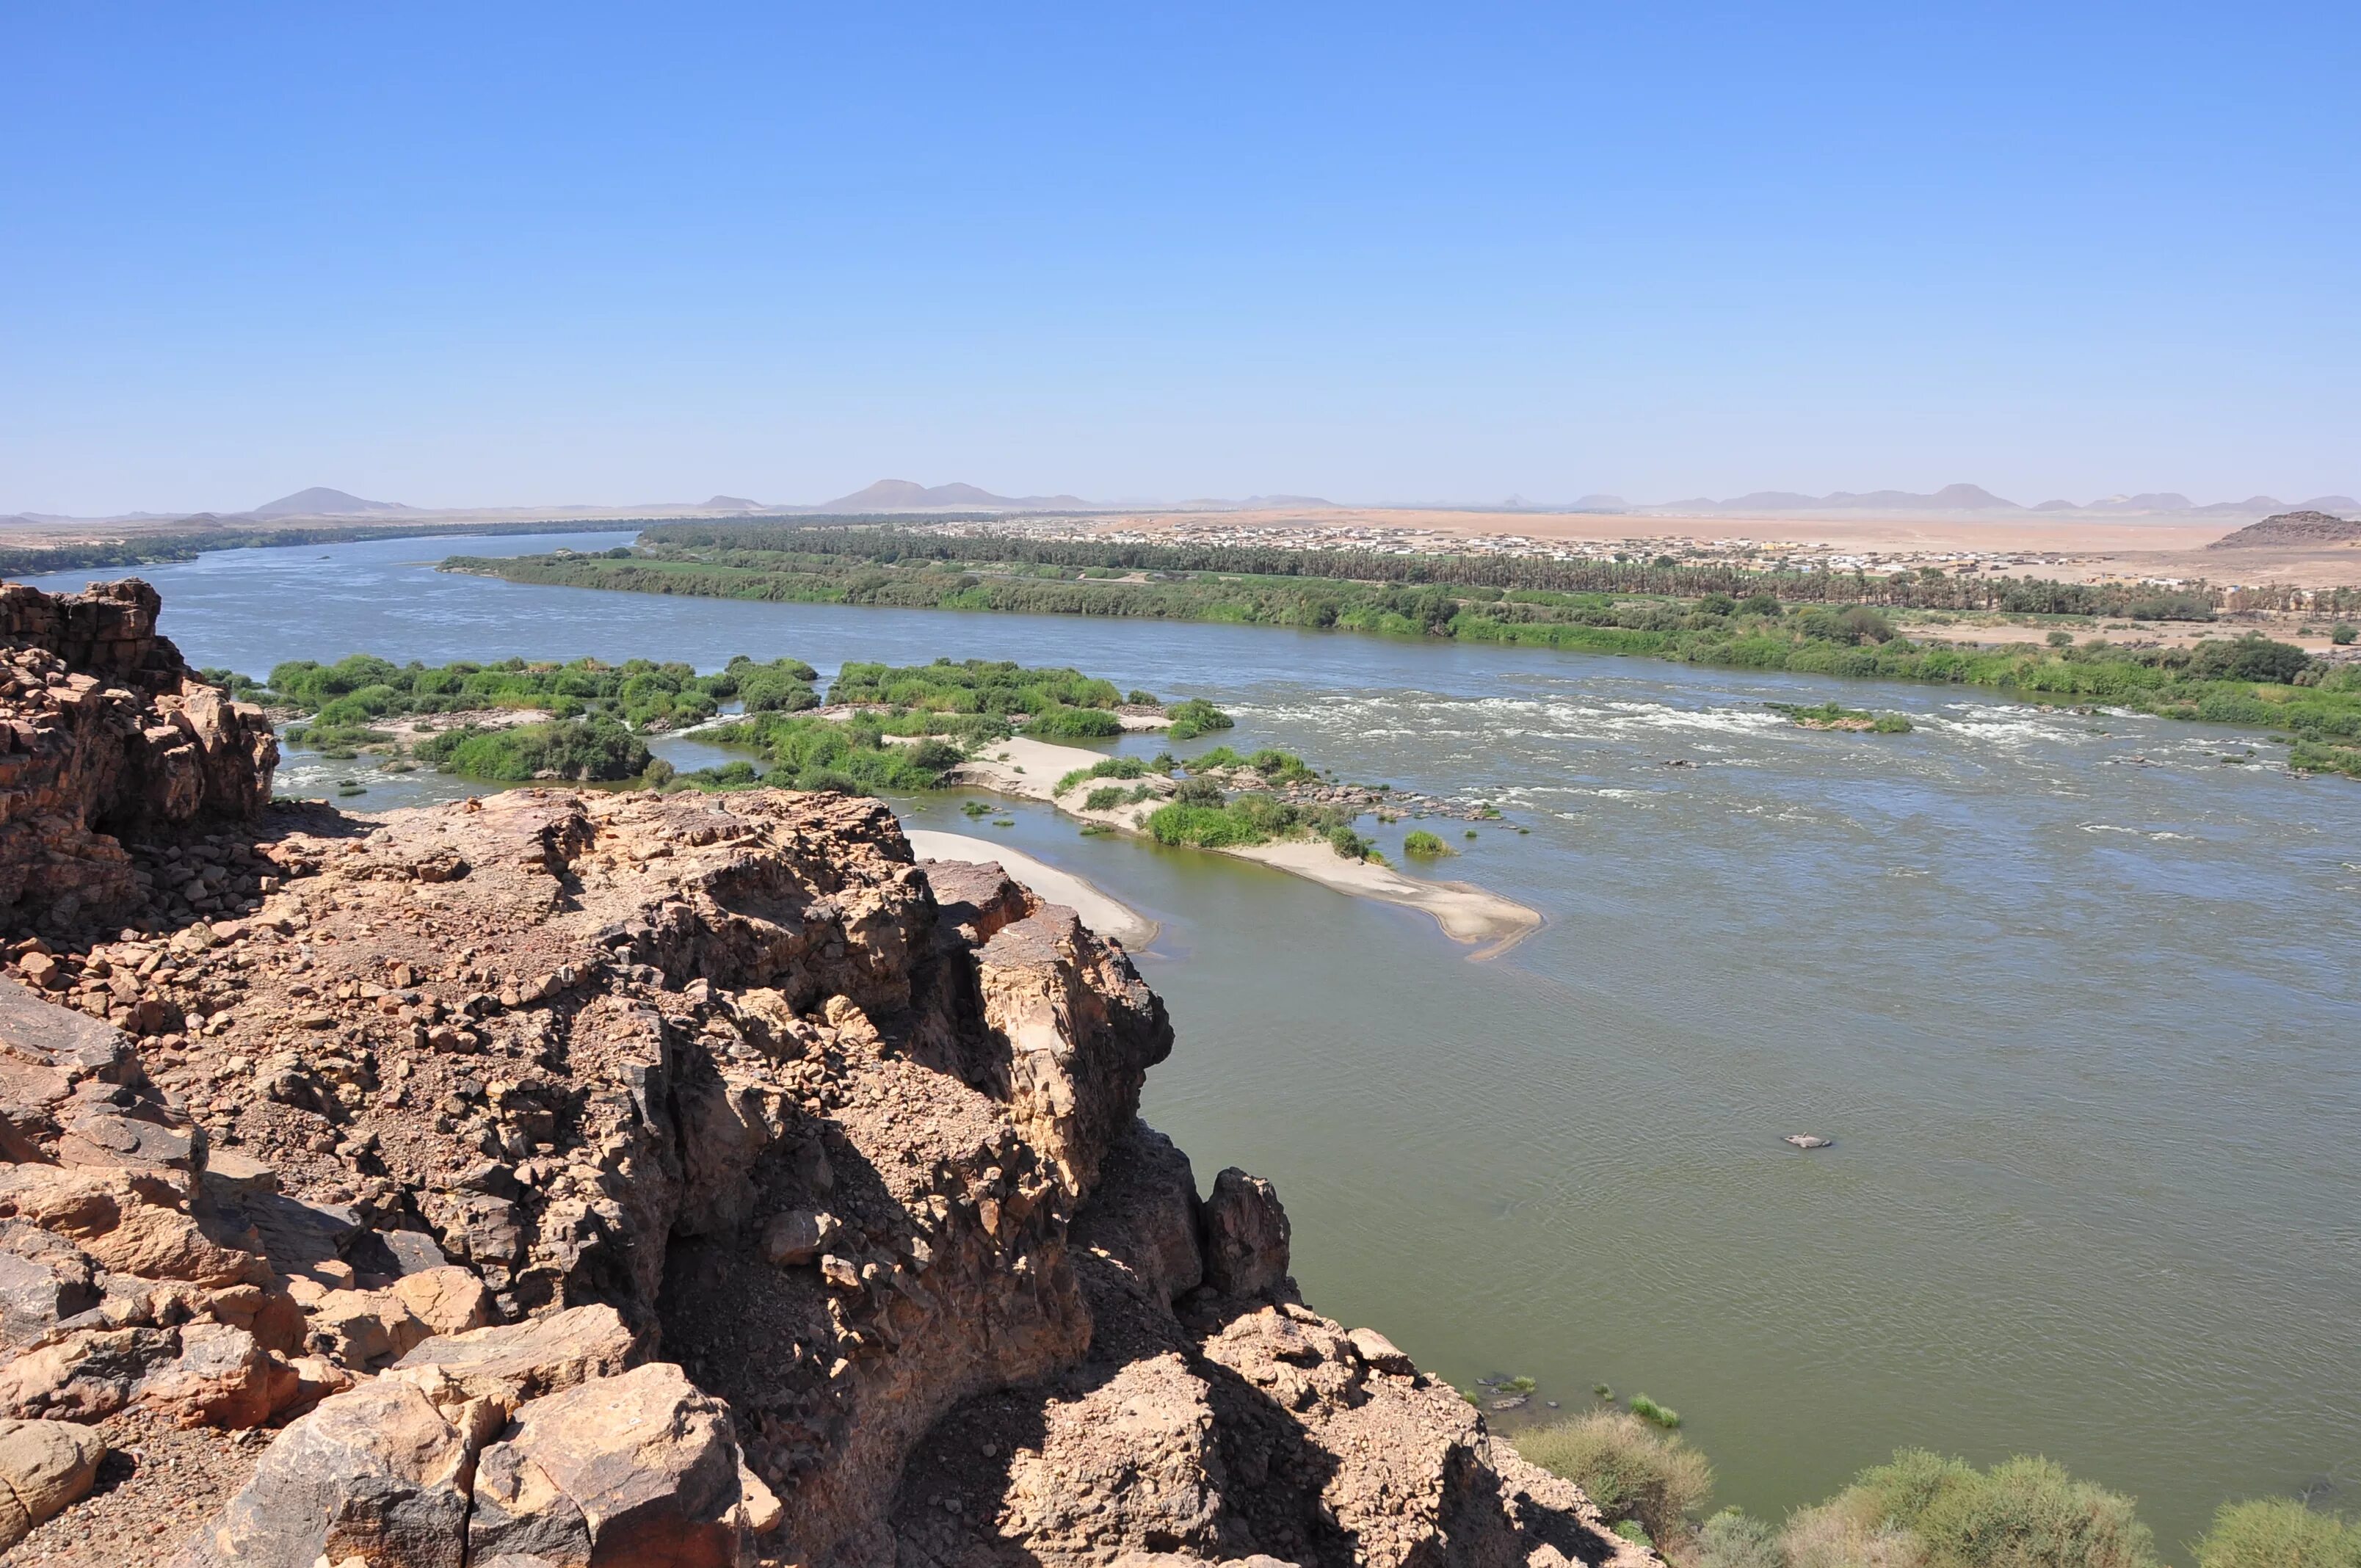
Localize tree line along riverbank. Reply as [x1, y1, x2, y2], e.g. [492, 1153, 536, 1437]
[444, 531, 2361, 777]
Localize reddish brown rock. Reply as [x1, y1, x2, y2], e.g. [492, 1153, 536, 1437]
[468, 1362, 764, 1567]
[0, 578, 277, 931]
[0, 1415, 108, 1548]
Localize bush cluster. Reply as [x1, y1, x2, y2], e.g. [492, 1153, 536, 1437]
[416, 717, 656, 783]
[827, 658, 1120, 716]
[261, 653, 817, 731]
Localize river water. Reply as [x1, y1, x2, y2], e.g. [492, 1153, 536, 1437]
[26, 534, 2361, 1550]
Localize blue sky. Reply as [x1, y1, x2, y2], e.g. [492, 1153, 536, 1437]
[3, 2, 2354, 513]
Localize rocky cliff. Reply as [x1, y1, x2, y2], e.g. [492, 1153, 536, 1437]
[0, 578, 278, 932]
[0, 578, 1637, 1568]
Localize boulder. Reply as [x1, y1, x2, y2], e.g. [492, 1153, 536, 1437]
[1200, 1166, 1291, 1299]
[168, 1367, 509, 1568]
[391, 1303, 636, 1399]
[391, 1264, 496, 1337]
[467, 1362, 761, 1568]
[0, 1325, 177, 1420]
[0, 1163, 269, 1288]
[0, 1417, 107, 1549]
[757, 1208, 838, 1268]
[1071, 1120, 1203, 1306]
[0, 1225, 99, 1349]
[134, 1321, 297, 1429]
[1346, 1326, 1416, 1376]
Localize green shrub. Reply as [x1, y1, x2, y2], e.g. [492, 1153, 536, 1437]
[1056, 756, 1149, 794]
[1700, 1509, 1786, 1568]
[1403, 829, 1451, 857]
[1125, 689, 1159, 705]
[1082, 785, 1131, 811]
[1628, 1393, 1681, 1428]
[1512, 1411, 1712, 1545]
[1164, 697, 1234, 741]
[2333, 625, 2357, 646]
[1329, 825, 1372, 860]
[1029, 704, 1125, 738]
[827, 658, 1120, 715]
[1172, 776, 1226, 807]
[667, 760, 764, 792]
[1838, 1450, 2155, 1568]
[1872, 713, 1915, 733]
[2195, 1498, 2361, 1568]
[1146, 802, 1269, 848]
[416, 717, 653, 783]
[2185, 633, 2312, 683]
[264, 653, 818, 732]
[1781, 1500, 1928, 1568]
[694, 713, 968, 794]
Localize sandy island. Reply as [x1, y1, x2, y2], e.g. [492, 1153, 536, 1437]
[954, 736, 1541, 958]
[903, 829, 1159, 948]
[1223, 839, 1539, 959]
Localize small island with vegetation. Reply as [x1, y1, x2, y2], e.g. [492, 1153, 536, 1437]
[1768, 700, 1915, 733]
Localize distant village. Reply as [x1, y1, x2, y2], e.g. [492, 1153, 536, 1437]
[910, 515, 2209, 591]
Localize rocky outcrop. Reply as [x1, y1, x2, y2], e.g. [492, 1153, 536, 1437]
[0, 770, 1639, 1567]
[0, 578, 278, 931]
[2208, 509, 2361, 548]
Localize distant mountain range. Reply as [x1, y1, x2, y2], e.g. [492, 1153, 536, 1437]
[6, 481, 2354, 529]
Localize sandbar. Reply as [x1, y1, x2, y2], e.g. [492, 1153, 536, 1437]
[954, 736, 1113, 802]
[1224, 839, 1540, 959]
[951, 736, 1540, 957]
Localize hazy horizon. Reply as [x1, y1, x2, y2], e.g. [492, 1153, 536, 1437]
[12, 477, 2361, 524]
[4, 4, 2354, 516]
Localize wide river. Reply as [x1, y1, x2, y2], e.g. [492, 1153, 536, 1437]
[27, 534, 2360, 1550]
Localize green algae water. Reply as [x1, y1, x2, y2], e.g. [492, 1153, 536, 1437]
[26, 534, 2361, 1553]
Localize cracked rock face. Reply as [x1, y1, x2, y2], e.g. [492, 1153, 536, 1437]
[0, 576, 1644, 1568]
[0, 578, 278, 932]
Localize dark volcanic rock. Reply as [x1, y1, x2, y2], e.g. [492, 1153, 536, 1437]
[2208, 509, 2361, 548]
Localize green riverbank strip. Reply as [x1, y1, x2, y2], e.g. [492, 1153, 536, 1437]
[445, 541, 2361, 777]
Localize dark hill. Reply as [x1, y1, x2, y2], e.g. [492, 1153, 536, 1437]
[2208, 509, 2361, 548]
